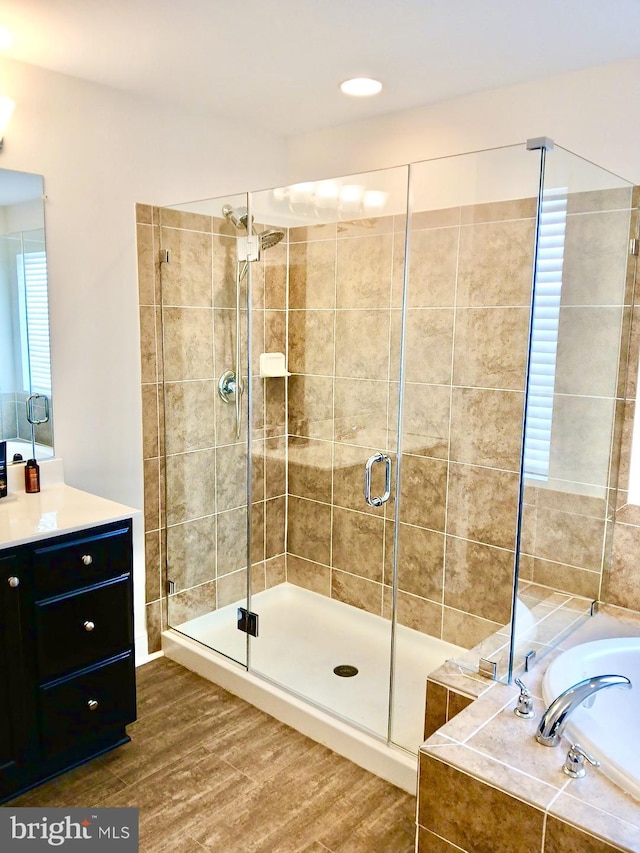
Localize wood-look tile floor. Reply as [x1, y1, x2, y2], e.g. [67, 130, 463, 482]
[7, 657, 417, 853]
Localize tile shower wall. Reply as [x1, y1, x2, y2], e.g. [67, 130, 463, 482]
[286, 201, 537, 650]
[137, 189, 640, 656]
[519, 189, 636, 605]
[286, 217, 397, 618]
[285, 192, 638, 650]
[607, 189, 640, 614]
[1, 390, 53, 449]
[419, 200, 535, 648]
[136, 203, 286, 653]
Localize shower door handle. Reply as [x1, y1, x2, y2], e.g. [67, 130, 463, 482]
[364, 453, 391, 507]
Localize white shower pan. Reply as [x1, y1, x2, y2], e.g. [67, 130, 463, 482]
[163, 582, 465, 794]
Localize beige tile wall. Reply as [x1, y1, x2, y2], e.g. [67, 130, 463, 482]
[137, 186, 640, 657]
[286, 202, 536, 649]
[400, 202, 535, 647]
[591, 190, 640, 614]
[286, 216, 394, 626]
[136, 203, 286, 652]
[518, 191, 637, 612]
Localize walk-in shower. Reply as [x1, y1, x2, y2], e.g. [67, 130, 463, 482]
[143, 140, 635, 792]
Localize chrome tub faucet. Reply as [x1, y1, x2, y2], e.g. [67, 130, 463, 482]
[536, 674, 632, 747]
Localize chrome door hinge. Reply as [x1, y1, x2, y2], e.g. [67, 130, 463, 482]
[479, 658, 498, 680]
[166, 579, 176, 595]
[629, 239, 638, 256]
[160, 249, 170, 263]
[237, 607, 259, 637]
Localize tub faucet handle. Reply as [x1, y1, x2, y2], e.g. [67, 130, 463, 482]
[563, 743, 600, 779]
[514, 677, 535, 719]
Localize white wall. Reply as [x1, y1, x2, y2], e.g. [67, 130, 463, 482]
[287, 57, 640, 184]
[0, 57, 288, 655]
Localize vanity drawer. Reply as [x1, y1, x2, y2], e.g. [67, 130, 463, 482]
[35, 575, 133, 680]
[32, 524, 132, 598]
[38, 652, 136, 757]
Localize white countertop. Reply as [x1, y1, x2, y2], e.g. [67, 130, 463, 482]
[0, 468, 139, 549]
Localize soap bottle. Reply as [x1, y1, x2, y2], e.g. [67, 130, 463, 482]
[0, 440, 6, 498]
[25, 458, 40, 494]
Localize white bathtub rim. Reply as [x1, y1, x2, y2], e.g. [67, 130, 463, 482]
[162, 628, 418, 795]
[542, 636, 640, 800]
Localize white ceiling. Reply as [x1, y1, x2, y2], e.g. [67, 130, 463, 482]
[2, 0, 640, 137]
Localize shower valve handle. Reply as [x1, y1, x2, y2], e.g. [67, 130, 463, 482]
[563, 743, 600, 778]
[514, 677, 535, 718]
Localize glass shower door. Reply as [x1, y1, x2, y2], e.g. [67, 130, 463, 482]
[246, 167, 409, 740]
[162, 191, 252, 667]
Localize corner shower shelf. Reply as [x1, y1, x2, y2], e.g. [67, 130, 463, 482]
[259, 352, 290, 378]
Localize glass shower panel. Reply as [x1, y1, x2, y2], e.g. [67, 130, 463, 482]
[247, 167, 410, 741]
[513, 146, 634, 673]
[390, 145, 542, 749]
[162, 191, 251, 668]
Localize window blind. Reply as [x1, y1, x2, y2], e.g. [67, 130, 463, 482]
[17, 251, 52, 395]
[523, 189, 567, 479]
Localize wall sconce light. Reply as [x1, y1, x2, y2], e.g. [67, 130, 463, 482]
[0, 95, 15, 150]
[272, 181, 389, 220]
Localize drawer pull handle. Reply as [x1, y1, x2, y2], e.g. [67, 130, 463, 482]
[7, 576, 20, 588]
[81, 554, 93, 566]
[87, 699, 99, 711]
[83, 620, 95, 632]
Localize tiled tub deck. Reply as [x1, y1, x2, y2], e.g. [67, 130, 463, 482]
[418, 605, 640, 853]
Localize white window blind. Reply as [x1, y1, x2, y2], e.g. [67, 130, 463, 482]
[17, 250, 51, 395]
[523, 188, 567, 479]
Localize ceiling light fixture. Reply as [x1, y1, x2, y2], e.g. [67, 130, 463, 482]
[340, 77, 382, 97]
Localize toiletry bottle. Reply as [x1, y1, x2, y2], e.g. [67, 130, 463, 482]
[0, 441, 6, 498]
[25, 458, 40, 494]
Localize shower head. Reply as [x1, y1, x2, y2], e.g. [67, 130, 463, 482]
[222, 204, 284, 251]
[222, 204, 251, 230]
[260, 228, 284, 250]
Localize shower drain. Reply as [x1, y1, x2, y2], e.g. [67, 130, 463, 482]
[333, 665, 359, 677]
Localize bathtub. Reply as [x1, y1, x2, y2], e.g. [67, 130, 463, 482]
[542, 637, 639, 798]
[3, 438, 54, 461]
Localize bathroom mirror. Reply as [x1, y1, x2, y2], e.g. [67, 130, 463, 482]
[0, 167, 54, 460]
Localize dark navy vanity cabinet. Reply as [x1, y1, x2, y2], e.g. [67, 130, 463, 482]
[0, 519, 136, 802]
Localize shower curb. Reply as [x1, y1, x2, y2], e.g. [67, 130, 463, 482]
[162, 629, 417, 795]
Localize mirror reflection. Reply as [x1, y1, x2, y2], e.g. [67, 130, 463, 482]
[0, 168, 53, 460]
